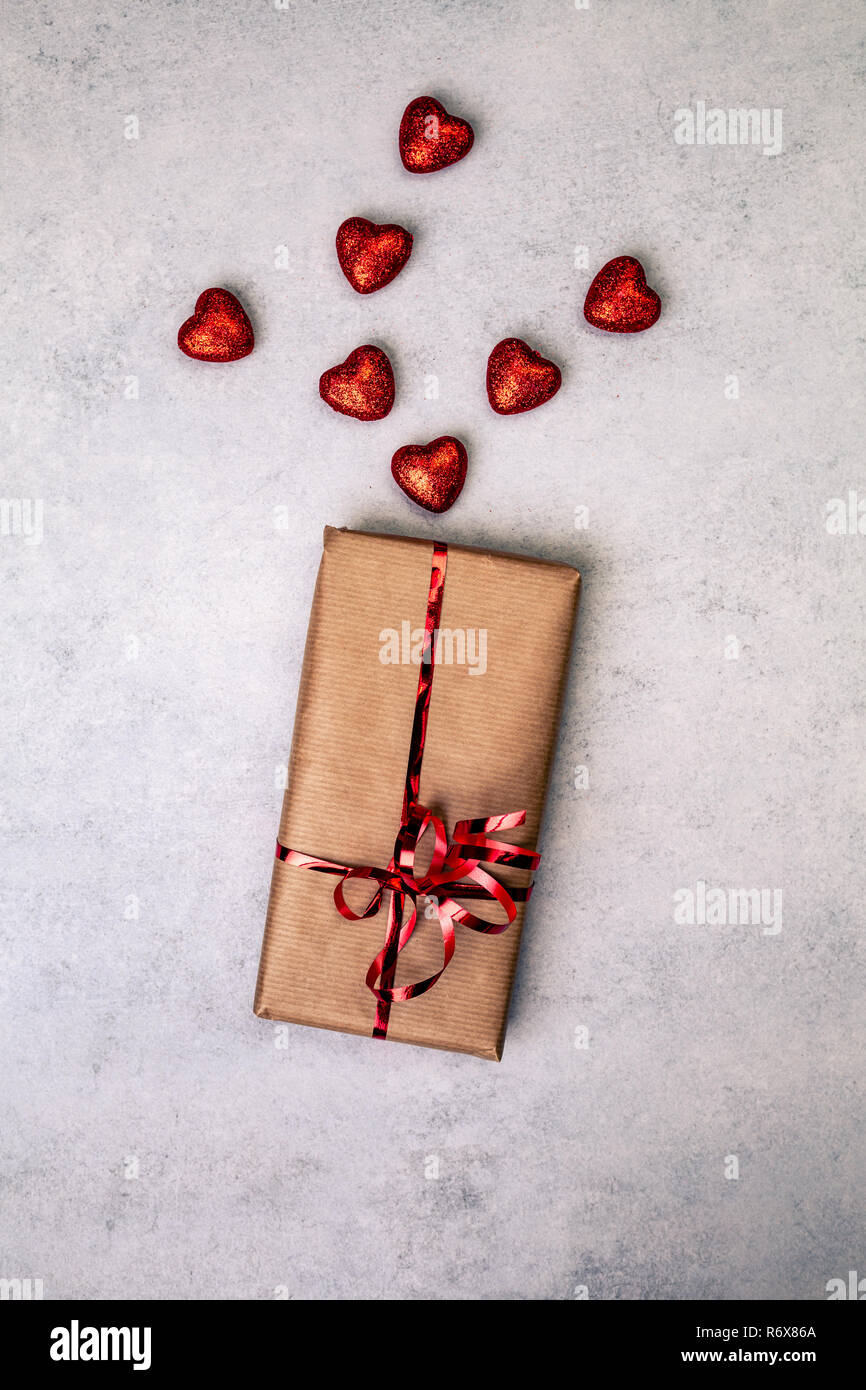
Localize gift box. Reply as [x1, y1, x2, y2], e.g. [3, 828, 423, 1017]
[254, 526, 580, 1060]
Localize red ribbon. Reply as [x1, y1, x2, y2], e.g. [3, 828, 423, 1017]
[275, 542, 540, 1040]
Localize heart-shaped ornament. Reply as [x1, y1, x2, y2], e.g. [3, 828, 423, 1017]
[583, 256, 661, 333]
[177, 288, 254, 362]
[399, 96, 474, 173]
[391, 436, 468, 513]
[319, 345, 395, 420]
[486, 338, 562, 415]
[336, 217, 413, 294]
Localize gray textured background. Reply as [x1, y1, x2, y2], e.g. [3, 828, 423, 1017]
[2, 0, 864, 1301]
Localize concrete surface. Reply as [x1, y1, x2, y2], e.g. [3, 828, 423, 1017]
[1, 0, 864, 1300]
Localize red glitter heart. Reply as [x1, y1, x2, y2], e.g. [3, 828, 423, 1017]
[583, 256, 661, 333]
[486, 338, 562, 415]
[177, 288, 254, 362]
[399, 96, 474, 174]
[391, 436, 467, 514]
[336, 217, 413, 295]
[319, 345, 395, 421]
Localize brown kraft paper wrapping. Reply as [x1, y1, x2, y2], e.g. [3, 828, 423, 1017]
[254, 526, 581, 1060]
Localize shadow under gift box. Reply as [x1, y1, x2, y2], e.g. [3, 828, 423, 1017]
[254, 526, 581, 1060]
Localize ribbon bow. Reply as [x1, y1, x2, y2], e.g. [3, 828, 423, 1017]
[275, 542, 540, 1039]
